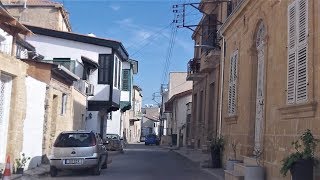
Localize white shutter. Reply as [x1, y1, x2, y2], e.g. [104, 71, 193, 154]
[296, 0, 308, 102]
[287, 2, 297, 104]
[228, 54, 234, 115]
[228, 50, 238, 115]
[232, 50, 238, 114]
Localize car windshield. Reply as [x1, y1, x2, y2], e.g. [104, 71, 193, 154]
[53, 133, 95, 147]
[106, 134, 119, 140]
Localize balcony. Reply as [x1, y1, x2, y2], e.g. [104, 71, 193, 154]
[187, 58, 204, 81]
[73, 79, 94, 96]
[200, 49, 221, 73]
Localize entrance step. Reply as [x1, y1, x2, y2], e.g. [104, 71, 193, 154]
[234, 163, 245, 175]
[243, 156, 259, 166]
[225, 170, 244, 180]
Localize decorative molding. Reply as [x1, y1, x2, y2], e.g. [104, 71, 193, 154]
[225, 115, 238, 125]
[278, 101, 317, 120]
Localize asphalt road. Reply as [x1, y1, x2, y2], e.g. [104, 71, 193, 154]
[26, 144, 215, 180]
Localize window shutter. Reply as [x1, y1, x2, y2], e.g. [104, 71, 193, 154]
[296, 0, 308, 102]
[287, 2, 297, 104]
[232, 51, 238, 114]
[228, 50, 238, 115]
[228, 54, 234, 115]
[122, 69, 130, 91]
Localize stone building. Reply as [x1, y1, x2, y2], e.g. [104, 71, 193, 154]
[22, 59, 83, 166]
[186, 1, 225, 151]
[0, 4, 31, 169]
[122, 85, 143, 143]
[219, 0, 320, 179]
[2, 0, 71, 32]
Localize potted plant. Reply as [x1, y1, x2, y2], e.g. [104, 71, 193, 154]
[15, 153, 30, 174]
[226, 139, 243, 170]
[244, 149, 265, 180]
[210, 136, 224, 168]
[280, 129, 319, 180]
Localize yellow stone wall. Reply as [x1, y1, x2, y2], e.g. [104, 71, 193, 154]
[221, 0, 320, 179]
[0, 53, 28, 164]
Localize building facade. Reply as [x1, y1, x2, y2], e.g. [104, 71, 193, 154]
[219, 0, 320, 179]
[2, 0, 71, 32]
[165, 90, 192, 147]
[122, 85, 143, 143]
[160, 72, 192, 146]
[186, 1, 225, 152]
[0, 5, 31, 169]
[108, 59, 138, 137]
[25, 25, 129, 139]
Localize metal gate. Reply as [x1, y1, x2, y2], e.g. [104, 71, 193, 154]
[0, 74, 12, 163]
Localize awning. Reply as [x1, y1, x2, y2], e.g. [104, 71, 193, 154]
[81, 56, 99, 69]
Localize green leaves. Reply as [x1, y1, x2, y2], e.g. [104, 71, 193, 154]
[280, 129, 318, 177]
[15, 153, 31, 169]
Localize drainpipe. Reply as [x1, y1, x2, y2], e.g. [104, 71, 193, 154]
[218, 36, 225, 138]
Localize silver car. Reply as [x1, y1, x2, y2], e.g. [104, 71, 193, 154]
[49, 131, 108, 177]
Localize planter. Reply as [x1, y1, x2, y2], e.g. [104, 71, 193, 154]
[244, 166, 264, 180]
[290, 159, 313, 180]
[16, 168, 24, 174]
[225, 159, 242, 170]
[210, 147, 221, 168]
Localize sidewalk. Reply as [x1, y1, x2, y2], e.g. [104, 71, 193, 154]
[11, 164, 50, 180]
[165, 146, 224, 180]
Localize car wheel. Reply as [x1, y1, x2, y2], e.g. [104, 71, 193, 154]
[50, 166, 58, 177]
[92, 160, 101, 175]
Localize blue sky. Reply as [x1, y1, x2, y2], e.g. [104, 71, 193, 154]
[59, 0, 201, 106]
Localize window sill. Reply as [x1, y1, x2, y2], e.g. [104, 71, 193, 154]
[225, 115, 238, 125]
[278, 101, 317, 120]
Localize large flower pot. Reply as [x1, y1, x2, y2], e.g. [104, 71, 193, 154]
[16, 168, 24, 174]
[244, 166, 264, 180]
[211, 147, 221, 168]
[226, 160, 242, 170]
[290, 159, 313, 180]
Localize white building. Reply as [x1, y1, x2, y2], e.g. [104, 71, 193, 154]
[25, 25, 130, 138]
[107, 59, 138, 136]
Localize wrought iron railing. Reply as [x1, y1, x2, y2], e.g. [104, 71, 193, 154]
[187, 58, 200, 76]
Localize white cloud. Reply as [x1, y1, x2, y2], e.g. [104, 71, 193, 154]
[110, 4, 120, 11]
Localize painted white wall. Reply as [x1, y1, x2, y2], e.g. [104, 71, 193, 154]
[107, 111, 121, 135]
[120, 91, 130, 101]
[0, 29, 13, 55]
[113, 88, 121, 104]
[85, 111, 100, 132]
[26, 34, 112, 101]
[23, 77, 46, 169]
[174, 95, 192, 147]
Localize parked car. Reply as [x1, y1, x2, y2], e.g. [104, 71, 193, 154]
[105, 134, 124, 152]
[145, 134, 160, 145]
[140, 136, 145, 142]
[49, 131, 108, 177]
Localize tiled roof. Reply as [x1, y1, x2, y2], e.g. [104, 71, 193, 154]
[4, 0, 62, 6]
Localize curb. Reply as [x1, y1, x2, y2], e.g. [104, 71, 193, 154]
[172, 150, 224, 180]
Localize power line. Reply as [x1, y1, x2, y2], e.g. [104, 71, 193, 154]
[126, 23, 173, 51]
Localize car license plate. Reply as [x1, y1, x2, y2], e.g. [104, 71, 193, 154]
[64, 159, 83, 165]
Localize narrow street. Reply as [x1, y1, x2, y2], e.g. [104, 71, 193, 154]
[22, 144, 216, 180]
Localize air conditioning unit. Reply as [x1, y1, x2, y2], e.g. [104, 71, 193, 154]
[86, 83, 94, 96]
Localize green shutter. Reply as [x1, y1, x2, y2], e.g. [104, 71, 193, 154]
[122, 69, 130, 91]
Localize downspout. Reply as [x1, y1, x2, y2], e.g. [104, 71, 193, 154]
[218, 36, 225, 138]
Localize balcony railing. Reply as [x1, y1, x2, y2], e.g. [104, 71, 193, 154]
[73, 79, 94, 96]
[187, 58, 203, 81]
[0, 44, 11, 55]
